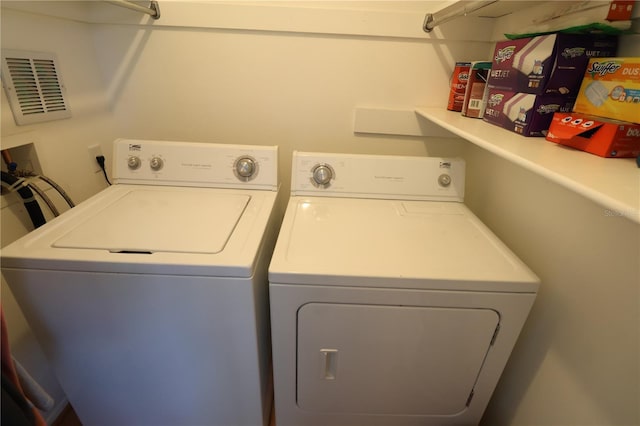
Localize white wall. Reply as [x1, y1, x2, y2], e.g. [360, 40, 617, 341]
[466, 144, 640, 425]
[1, 7, 119, 201]
[2, 2, 639, 426]
[90, 2, 488, 190]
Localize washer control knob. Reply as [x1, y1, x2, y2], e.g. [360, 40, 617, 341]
[127, 156, 141, 170]
[438, 173, 452, 187]
[150, 156, 164, 171]
[312, 164, 334, 188]
[234, 156, 257, 181]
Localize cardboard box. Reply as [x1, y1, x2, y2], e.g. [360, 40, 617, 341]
[607, 0, 635, 21]
[488, 34, 618, 96]
[546, 112, 640, 157]
[483, 88, 575, 136]
[573, 57, 640, 124]
[461, 61, 492, 118]
[447, 62, 471, 112]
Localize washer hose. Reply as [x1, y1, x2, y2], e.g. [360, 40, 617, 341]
[1, 171, 46, 229]
[26, 182, 60, 217]
[36, 174, 75, 208]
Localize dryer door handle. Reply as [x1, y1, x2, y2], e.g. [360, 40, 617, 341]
[320, 349, 338, 380]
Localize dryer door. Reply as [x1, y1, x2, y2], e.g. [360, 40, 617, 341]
[297, 303, 499, 416]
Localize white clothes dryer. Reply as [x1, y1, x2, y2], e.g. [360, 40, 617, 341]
[2, 139, 280, 426]
[269, 152, 539, 426]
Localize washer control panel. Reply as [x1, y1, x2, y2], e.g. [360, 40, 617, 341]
[291, 152, 465, 201]
[113, 139, 278, 189]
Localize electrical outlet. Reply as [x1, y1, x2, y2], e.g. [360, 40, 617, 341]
[88, 144, 103, 173]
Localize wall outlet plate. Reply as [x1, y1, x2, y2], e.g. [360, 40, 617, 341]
[88, 144, 103, 173]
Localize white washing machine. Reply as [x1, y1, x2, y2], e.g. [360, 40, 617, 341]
[269, 152, 540, 426]
[1, 139, 280, 426]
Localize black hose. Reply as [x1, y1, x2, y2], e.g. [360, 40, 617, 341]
[27, 182, 60, 217]
[1, 171, 46, 229]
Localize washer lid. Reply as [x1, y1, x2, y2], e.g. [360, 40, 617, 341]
[54, 189, 249, 254]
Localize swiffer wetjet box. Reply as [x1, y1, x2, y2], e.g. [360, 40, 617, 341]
[489, 34, 618, 96]
[483, 88, 574, 136]
[546, 112, 640, 158]
[573, 57, 640, 124]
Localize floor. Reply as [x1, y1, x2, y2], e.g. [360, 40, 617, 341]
[52, 403, 277, 426]
[52, 405, 82, 426]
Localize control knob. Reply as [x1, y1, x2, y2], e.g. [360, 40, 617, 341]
[150, 156, 164, 171]
[438, 173, 452, 187]
[127, 156, 141, 170]
[311, 164, 334, 188]
[234, 156, 257, 181]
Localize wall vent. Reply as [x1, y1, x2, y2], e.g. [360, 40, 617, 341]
[1, 50, 71, 126]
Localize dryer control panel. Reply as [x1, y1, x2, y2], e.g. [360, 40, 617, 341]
[291, 152, 465, 201]
[112, 139, 278, 190]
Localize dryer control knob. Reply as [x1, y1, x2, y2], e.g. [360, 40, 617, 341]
[312, 164, 334, 188]
[234, 156, 257, 181]
[150, 156, 164, 171]
[127, 156, 141, 170]
[438, 173, 452, 187]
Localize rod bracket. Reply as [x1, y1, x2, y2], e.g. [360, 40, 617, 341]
[105, 0, 161, 20]
[423, 13, 435, 33]
[149, 0, 160, 20]
[422, 1, 498, 33]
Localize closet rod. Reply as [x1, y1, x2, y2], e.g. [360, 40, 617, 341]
[423, 0, 497, 32]
[105, 0, 161, 19]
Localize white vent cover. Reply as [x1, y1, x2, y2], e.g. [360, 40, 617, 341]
[1, 50, 71, 125]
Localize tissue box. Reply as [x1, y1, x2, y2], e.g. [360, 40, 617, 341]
[483, 88, 575, 136]
[489, 34, 618, 96]
[573, 57, 640, 124]
[546, 112, 640, 157]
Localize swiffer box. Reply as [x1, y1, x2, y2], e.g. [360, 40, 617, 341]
[489, 34, 618, 96]
[483, 88, 575, 136]
[573, 57, 640, 124]
[546, 112, 640, 158]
